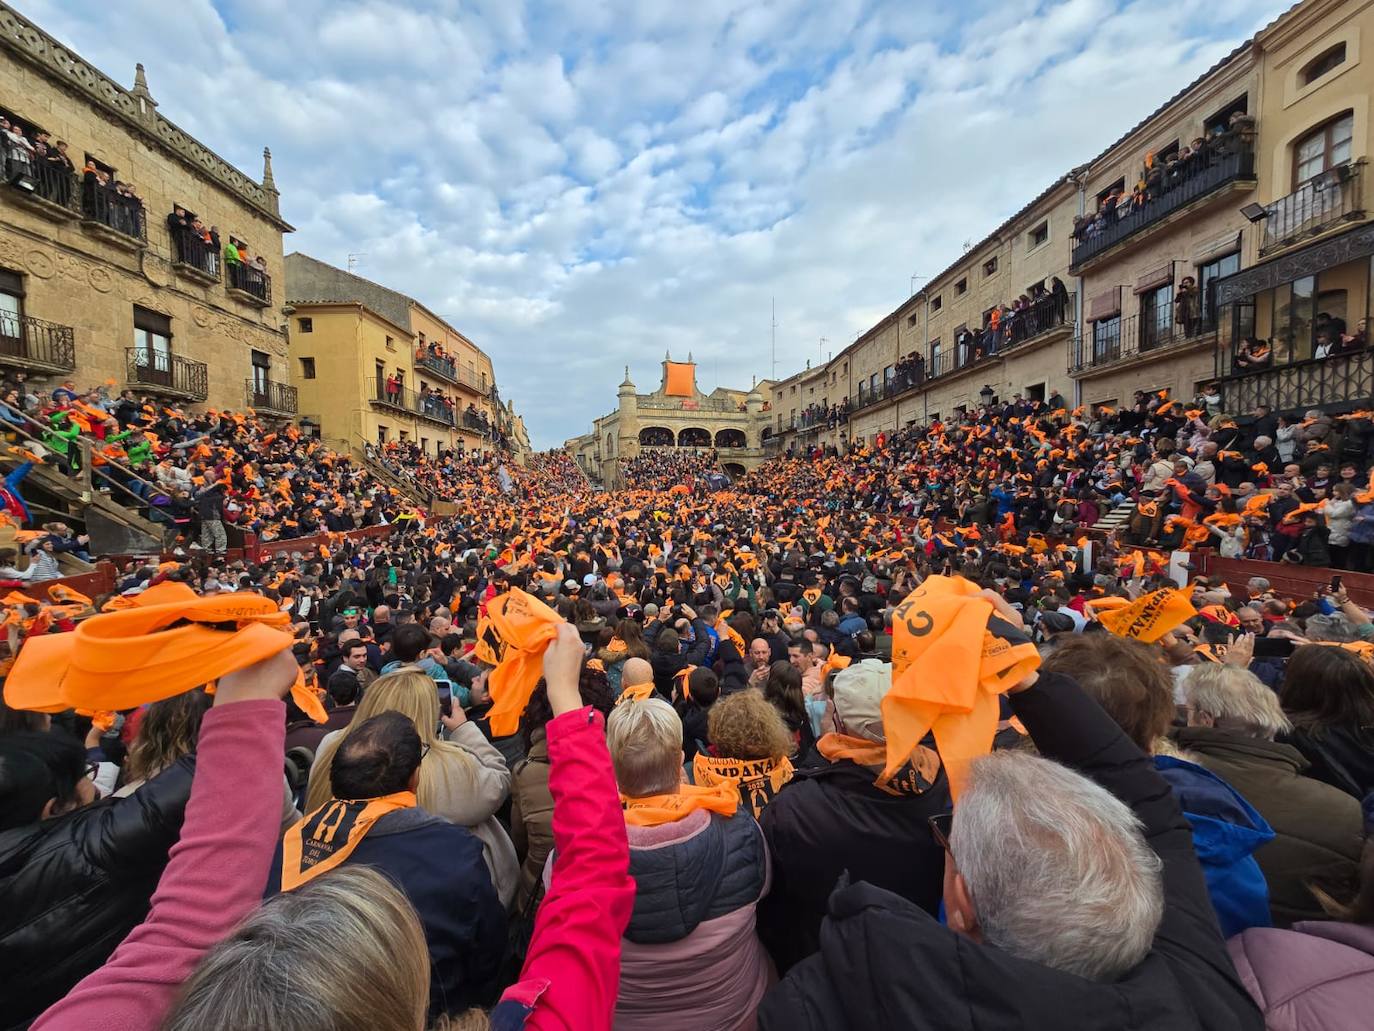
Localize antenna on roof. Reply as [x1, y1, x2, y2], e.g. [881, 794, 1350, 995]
[347, 253, 366, 274]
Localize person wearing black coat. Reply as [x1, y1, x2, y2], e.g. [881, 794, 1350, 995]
[0, 754, 196, 1028]
[644, 610, 712, 698]
[758, 671, 1264, 1031]
[713, 636, 749, 696]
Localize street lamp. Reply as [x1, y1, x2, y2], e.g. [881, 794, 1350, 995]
[979, 384, 995, 407]
[1239, 203, 1269, 223]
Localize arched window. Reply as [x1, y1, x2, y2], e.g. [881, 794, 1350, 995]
[1293, 110, 1353, 187]
[1300, 42, 1346, 87]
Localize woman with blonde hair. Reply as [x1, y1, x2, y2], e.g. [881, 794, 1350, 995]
[306, 669, 518, 906]
[695, 688, 795, 819]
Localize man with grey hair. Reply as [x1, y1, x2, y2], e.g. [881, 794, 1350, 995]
[760, 612, 1262, 1028]
[1177, 664, 1363, 925]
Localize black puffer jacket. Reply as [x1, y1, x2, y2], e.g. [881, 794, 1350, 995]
[0, 755, 195, 1030]
[758, 674, 1264, 1031]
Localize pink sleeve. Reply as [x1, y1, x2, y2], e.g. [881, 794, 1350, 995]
[505, 705, 635, 1031]
[33, 699, 287, 1031]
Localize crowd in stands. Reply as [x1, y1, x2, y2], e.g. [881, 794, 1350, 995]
[4, 362, 1374, 1029]
[617, 447, 719, 491]
[950, 277, 1073, 368]
[1073, 112, 1253, 245]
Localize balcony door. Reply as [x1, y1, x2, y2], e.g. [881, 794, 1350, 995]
[0, 268, 23, 358]
[1140, 284, 1174, 352]
[251, 349, 270, 406]
[133, 306, 172, 386]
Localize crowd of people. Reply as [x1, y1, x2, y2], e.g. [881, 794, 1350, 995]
[1, 115, 76, 206]
[617, 447, 720, 491]
[1, 367, 1373, 1029]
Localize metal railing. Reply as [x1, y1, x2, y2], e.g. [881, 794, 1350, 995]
[126, 347, 209, 400]
[246, 378, 298, 415]
[226, 261, 271, 304]
[798, 406, 850, 429]
[1070, 298, 1215, 373]
[2, 153, 81, 215]
[1220, 347, 1374, 413]
[169, 224, 221, 279]
[1260, 160, 1366, 257]
[638, 396, 740, 411]
[417, 352, 459, 384]
[0, 311, 76, 372]
[368, 382, 457, 426]
[1071, 135, 1256, 267]
[461, 410, 491, 435]
[82, 178, 147, 243]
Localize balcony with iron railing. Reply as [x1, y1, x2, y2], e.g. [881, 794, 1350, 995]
[0, 312, 76, 373]
[2, 151, 81, 220]
[416, 351, 459, 385]
[1259, 160, 1366, 258]
[368, 382, 457, 427]
[126, 347, 209, 401]
[1219, 345, 1374, 414]
[169, 224, 221, 284]
[82, 178, 147, 248]
[226, 260, 272, 307]
[246, 378, 298, 416]
[1071, 133, 1257, 270]
[1069, 298, 1215, 375]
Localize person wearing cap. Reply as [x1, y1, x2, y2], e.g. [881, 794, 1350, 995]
[756, 658, 950, 974]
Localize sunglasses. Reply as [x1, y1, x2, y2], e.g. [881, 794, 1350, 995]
[928, 811, 954, 852]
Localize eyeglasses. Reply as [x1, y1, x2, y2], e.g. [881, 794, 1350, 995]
[419, 743, 431, 762]
[927, 811, 954, 852]
[84, 759, 101, 781]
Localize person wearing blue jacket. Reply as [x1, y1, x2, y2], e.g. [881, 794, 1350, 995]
[1042, 634, 1274, 937]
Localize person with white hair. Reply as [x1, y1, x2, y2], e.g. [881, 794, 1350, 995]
[1176, 664, 1365, 926]
[606, 695, 771, 1030]
[759, 642, 1264, 1029]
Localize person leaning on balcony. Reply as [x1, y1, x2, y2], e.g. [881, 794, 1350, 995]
[1234, 338, 1272, 372]
[1174, 276, 1200, 338]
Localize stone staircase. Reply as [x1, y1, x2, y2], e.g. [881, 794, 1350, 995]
[1090, 500, 1136, 536]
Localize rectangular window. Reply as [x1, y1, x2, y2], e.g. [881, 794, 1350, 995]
[385, 335, 395, 351]
[1092, 315, 1122, 362]
[931, 295, 942, 311]
[907, 313, 919, 326]
[377, 425, 388, 444]
[0, 268, 23, 350]
[132, 305, 172, 376]
[930, 338, 942, 371]
[420, 437, 429, 453]
[300, 357, 316, 379]
[1028, 222, 1049, 248]
[1198, 252, 1240, 331]
[883, 365, 893, 386]
[251, 349, 270, 394]
[954, 279, 967, 296]
[298, 317, 313, 333]
[983, 256, 998, 276]
[1140, 284, 1174, 352]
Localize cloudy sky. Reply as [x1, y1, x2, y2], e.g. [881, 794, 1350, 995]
[24, 0, 1288, 447]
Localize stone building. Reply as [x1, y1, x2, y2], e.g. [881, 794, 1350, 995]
[769, 0, 1374, 449]
[284, 253, 516, 458]
[568, 355, 773, 486]
[0, 2, 294, 414]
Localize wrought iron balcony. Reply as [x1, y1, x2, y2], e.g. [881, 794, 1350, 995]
[417, 352, 459, 384]
[126, 347, 208, 401]
[0, 312, 76, 373]
[169, 224, 221, 282]
[1071, 135, 1256, 269]
[226, 260, 272, 306]
[1069, 299, 1215, 374]
[82, 178, 147, 246]
[1219, 347, 1374, 413]
[2, 153, 81, 219]
[368, 382, 456, 426]
[1259, 160, 1366, 257]
[246, 378, 298, 416]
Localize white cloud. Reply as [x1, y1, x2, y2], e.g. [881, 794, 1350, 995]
[21, 0, 1293, 446]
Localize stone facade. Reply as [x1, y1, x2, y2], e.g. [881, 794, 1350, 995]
[0, 1, 292, 411]
[285, 253, 517, 458]
[571, 357, 773, 485]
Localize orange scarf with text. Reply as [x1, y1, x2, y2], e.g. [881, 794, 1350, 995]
[280, 791, 417, 891]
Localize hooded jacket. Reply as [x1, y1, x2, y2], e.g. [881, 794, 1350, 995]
[0, 757, 194, 1030]
[1154, 754, 1275, 937]
[1173, 726, 1364, 926]
[758, 672, 1264, 1031]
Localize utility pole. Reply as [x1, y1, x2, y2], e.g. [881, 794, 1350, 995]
[770, 297, 777, 382]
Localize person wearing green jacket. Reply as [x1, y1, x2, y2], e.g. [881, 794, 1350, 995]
[43, 412, 82, 474]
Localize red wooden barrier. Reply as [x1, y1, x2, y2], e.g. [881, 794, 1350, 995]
[1203, 556, 1374, 607]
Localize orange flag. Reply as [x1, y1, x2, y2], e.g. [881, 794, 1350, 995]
[884, 576, 1040, 797]
[475, 589, 563, 736]
[1097, 587, 1196, 643]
